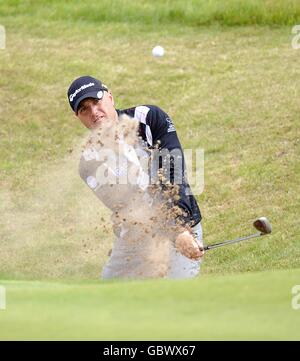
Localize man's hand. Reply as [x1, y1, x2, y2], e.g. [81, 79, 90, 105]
[175, 230, 205, 260]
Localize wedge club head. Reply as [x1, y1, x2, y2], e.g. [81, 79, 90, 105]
[253, 217, 272, 234]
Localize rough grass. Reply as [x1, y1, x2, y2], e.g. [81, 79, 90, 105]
[1, 268, 300, 340]
[0, 1, 299, 280]
[1, 0, 300, 26]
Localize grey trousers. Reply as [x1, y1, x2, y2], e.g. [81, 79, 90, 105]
[102, 222, 203, 280]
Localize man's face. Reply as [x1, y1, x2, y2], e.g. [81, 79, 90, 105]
[76, 91, 117, 129]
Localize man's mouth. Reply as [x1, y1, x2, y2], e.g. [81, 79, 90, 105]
[91, 117, 105, 129]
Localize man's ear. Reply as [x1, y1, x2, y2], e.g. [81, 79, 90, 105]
[107, 90, 114, 106]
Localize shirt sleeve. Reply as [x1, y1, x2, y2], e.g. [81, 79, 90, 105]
[145, 105, 202, 227]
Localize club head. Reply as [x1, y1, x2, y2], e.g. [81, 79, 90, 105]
[253, 217, 272, 234]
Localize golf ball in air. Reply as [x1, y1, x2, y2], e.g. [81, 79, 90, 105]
[152, 45, 164, 57]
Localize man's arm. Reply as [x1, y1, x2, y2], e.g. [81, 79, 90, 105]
[145, 105, 204, 259]
[145, 105, 202, 227]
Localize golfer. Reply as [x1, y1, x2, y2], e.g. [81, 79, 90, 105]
[67, 75, 204, 279]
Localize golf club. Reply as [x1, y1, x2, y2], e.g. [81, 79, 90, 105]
[203, 217, 272, 251]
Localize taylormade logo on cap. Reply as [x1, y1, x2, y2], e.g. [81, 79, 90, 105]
[69, 82, 95, 102]
[67, 76, 108, 113]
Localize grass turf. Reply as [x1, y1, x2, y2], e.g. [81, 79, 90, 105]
[0, 268, 300, 340]
[1, 0, 300, 26]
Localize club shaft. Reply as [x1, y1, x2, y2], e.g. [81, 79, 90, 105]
[204, 232, 262, 251]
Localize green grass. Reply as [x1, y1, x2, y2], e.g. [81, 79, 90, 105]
[1, 0, 300, 26]
[1, 268, 300, 340]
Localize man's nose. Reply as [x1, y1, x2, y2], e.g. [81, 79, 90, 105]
[90, 106, 99, 121]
